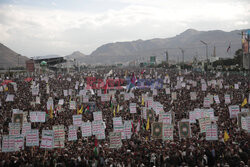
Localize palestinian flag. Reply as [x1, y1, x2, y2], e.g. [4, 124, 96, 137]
[178, 121, 191, 139]
[151, 122, 163, 139]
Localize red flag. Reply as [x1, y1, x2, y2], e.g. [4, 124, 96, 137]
[104, 83, 108, 94]
[94, 137, 98, 147]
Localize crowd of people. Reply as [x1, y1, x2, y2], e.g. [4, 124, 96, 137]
[0, 67, 249, 167]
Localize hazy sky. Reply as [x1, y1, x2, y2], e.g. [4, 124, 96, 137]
[0, 0, 249, 57]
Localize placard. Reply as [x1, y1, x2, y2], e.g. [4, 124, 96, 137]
[81, 122, 92, 137]
[40, 130, 54, 149]
[129, 103, 136, 113]
[73, 115, 82, 126]
[26, 129, 39, 146]
[68, 125, 77, 141]
[109, 132, 122, 149]
[162, 124, 173, 141]
[206, 124, 218, 140]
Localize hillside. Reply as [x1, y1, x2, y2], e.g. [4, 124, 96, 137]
[86, 29, 241, 64]
[0, 43, 29, 69]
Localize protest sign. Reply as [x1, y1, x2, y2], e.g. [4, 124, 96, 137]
[73, 115, 82, 126]
[26, 129, 39, 146]
[109, 132, 122, 149]
[68, 125, 77, 141]
[206, 124, 218, 140]
[40, 130, 54, 149]
[81, 122, 92, 137]
[162, 124, 173, 141]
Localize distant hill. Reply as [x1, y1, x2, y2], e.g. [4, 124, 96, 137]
[85, 29, 242, 64]
[0, 43, 29, 69]
[65, 51, 87, 62]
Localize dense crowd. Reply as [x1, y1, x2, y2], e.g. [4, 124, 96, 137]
[0, 68, 249, 167]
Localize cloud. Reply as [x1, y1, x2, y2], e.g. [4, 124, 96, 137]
[0, 0, 249, 57]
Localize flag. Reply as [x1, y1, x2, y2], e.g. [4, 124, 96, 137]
[224, 131, 229, 142]
[136, 120, 140, 133]
[49, 106, 53, 119]
[241, 98, 247, 107]
[113, 106, 116, 117]
[117, 104, 119, 113]
[78, 105, 83, 114]
[109, 95, 112, 107]
[131, 122, 134, 133]
[141, 97, 144, 106]
[104, 82, 108, 94]
[227, 43, 231, 53]
[146, 117, 150, 131]
[85, 105, 90, 114]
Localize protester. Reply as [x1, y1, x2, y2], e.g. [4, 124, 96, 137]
[0, 68, 249, 167]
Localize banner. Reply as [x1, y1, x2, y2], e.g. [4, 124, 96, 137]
[206, 124, 218, 140]
[199, 117, 211, 133]
[12, 111, 23, 125]
[159, 112, 172, 124]
[92, 121, 104, 135]
[26, 129, 39, 146]
[203, 97, 211, 108]
[81, 122, 92, 137]
[201, 83, 207, 91]
[58, 99, 64, 105]
[15, 134, 24, 151]
[179, 121, 191, 139]
[93, 111, 103, 121]
[190, 92, 197, 100]
[162, 124, 173, 141]
[109, 132, 122, 149]
[22, 123, 31, 136]
[229, 105, 240, 118]
[171, 92, 177, 100]
[73, 115, 82, 126]
[9, 123, 20, 135]
[101, 94, 109, 102]
[30, 112, 46, 122]
[129, 103, 136, 113]
[69, 101, 76, 110]
[151, 122, 163, 139]
[124, 120, 132, 139]
[40, 130, 54, 149]
[68, 125, 77, 141]
[53, 125, 65, 142]
[147, 109, 155, 122]
[2, 135, 15, 152]
[165, 88, 170, 95]
[6, 94, 14, 102]
[214, 95, 220, 104]
[189, 111, 196, 123]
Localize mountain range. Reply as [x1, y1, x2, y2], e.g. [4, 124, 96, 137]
[0, 29, 243, 67]
[0, 43, 29, 69]
[66, 29, 242, 64]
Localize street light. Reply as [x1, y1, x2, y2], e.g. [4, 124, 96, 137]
[200, 40, 208, 62]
